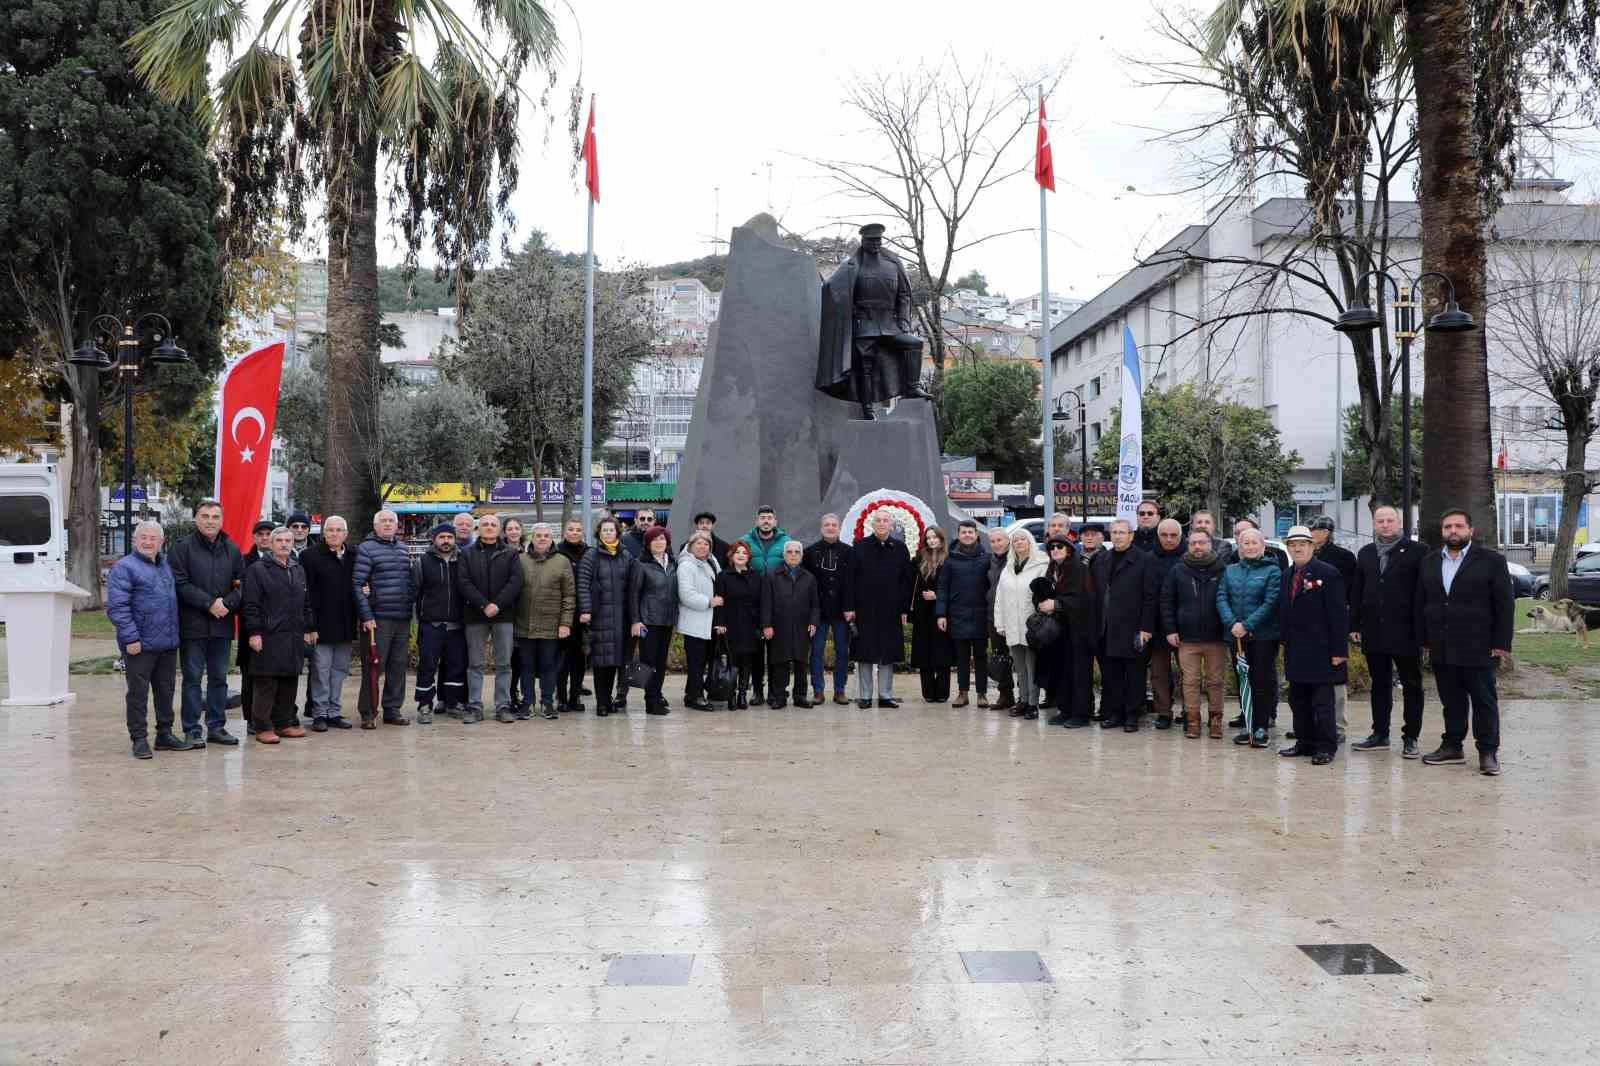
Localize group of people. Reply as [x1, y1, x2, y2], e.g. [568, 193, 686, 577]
[106, 495, 1514, 776]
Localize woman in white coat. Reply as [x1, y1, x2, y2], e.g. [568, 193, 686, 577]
[677, 531, 722, 711]
[993, 529, 1049, 720]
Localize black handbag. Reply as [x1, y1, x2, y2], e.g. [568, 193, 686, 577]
[986, 648, 1013, 683]
[706, 635, 737, 702]
[1025, 611, 1062, 650]
[624, 638, 655, 690]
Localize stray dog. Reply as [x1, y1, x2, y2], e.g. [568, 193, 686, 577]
[1521, 599, 1591, 648]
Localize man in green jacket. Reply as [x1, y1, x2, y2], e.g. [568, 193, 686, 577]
[515, 523, 576, 719]
[741, 505, 788, 703]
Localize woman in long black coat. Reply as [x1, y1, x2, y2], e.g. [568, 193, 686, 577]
[909, 526, 955, 702]
[577, 516, 635, 716]
[241, 530, 314, 742]
[713, 540, 763, 709]
[1034, 537, 1086, 721]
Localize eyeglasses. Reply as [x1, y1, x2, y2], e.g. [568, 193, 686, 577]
[1137, 510, 1157, 517]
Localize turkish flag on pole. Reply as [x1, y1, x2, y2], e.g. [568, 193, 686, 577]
[1035, 95, 1055, 192]
[1496, 431, 1508, 470]
[581, 96, 599, 203]
[214, 341, 285, 548]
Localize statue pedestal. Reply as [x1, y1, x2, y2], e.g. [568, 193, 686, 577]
[818, 399, 951, 533]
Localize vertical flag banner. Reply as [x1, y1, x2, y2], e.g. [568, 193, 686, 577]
[1116, 326, 1143, 522]
[214, 341, 286, 547]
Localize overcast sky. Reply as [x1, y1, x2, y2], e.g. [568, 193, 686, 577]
[373, 0, 1226, 304]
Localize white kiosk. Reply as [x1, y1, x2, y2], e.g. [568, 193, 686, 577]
[0, 464, 89, 706]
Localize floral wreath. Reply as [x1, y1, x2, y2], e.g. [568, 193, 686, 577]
[841, 488, 937, 555]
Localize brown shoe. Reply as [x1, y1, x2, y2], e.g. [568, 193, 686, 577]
[278, 725, 307, 738]
[976, 694, 990, 708]
[255, 730, 280, 744]
[1184, 717, 1201, 739]
[952, 692, 970, 708]
[359, 718, 377, 731]
[992, 693, 1014, 711]
[1208, 712, 1224, 739]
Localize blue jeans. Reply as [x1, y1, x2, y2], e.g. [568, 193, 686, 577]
[810, 619, 850, 697]
[180, 636, 231, 736]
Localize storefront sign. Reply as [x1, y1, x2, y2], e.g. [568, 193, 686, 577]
[489, 477, 605, 504]
[1292, 484, 1338, 503]
[1052, 479, 1118, 513]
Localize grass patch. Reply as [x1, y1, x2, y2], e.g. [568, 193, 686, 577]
[1509, 597, 1600, 675]
[69, 655, 121, 675]
[70, 611, 116, 638]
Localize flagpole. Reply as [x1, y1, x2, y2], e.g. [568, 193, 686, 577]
[580, 96, 596, 539]
[1038, 91, 1054, 521]
[1039, 180, 1052, 519]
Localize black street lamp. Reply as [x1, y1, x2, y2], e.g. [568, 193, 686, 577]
[1332, 271, 1475, 539]
[1051, 389, 1089, 525]
[68, 313, 190, 555]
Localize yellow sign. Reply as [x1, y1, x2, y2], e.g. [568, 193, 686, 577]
[382, 483, 476, 504]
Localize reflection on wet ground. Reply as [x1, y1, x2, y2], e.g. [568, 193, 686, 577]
[2, 669, 1595, 1064]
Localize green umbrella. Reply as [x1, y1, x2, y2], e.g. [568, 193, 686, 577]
[1235, 639, 1253, 735]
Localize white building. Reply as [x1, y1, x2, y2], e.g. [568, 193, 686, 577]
[604, 276, 721, 481]
[1047, 191, 1600, 545]
[647, 277, 721, 352]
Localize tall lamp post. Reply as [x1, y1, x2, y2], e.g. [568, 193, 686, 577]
[1051, 389, 1089, 524]
[1332, 271, 1475, 539]
[68, 313, 191, 555]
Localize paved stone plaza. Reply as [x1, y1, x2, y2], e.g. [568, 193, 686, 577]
[1, 652, 1595, 1065]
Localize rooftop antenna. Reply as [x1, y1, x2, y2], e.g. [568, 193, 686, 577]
[1512, 55, 1572, 195]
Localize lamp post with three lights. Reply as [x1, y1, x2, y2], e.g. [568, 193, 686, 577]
[68, 314, 190, 556]
[1332, 272, 1475, 539]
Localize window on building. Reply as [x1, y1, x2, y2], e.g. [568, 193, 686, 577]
[1090, 421, 1102, 444]
[1089, 376, 1101, 399]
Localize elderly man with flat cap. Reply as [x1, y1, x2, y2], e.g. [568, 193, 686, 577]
[817, 222, 932, 420]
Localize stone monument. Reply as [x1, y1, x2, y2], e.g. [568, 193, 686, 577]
[672, 215, 950, 545]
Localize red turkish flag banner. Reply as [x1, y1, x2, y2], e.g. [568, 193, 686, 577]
[214, 341, 285, 547]
[1035, 96, 1054, 192]
[581, 97, 599, 203]
[1496, 432, 1508, 470]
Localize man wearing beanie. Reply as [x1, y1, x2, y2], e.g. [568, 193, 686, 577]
[412, 523, 467, 723]
[287, 511, 314, 560]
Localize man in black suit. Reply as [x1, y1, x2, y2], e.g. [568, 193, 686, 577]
[1349, 505, 1427, 758]
[1278, 526, 1348, 765]
[1091, 518, 1158, 732]
[1415, 508, 1513, 776]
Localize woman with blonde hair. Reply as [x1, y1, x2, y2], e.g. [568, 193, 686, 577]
[909, 525, 955, 702]
[993, 529, 1049, 719]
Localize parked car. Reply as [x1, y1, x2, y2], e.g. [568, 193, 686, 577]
[1576, 542, 1600, 559]
[1533, 552, 1600, 604]
[1506, 560, 1536, 598]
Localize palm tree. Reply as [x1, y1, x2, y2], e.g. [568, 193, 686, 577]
[130, 0, 562, 531]
[1205, 0, 1600, 545]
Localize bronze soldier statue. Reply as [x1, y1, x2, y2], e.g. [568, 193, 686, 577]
[816, 223, 931, 420]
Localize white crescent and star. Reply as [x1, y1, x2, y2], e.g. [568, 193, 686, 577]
[230, 406, 266, 464]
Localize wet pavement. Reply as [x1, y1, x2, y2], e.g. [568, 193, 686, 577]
[1, 665, 1595, 1064]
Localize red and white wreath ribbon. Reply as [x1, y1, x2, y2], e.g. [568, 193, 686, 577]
[841, 489, 937, 552]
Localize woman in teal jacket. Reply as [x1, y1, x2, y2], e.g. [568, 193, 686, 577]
[1216, 528, 1281, 747]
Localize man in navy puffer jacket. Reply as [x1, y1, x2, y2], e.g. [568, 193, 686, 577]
[107, 521, 199, 759]
[352, 509, 415, 726]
